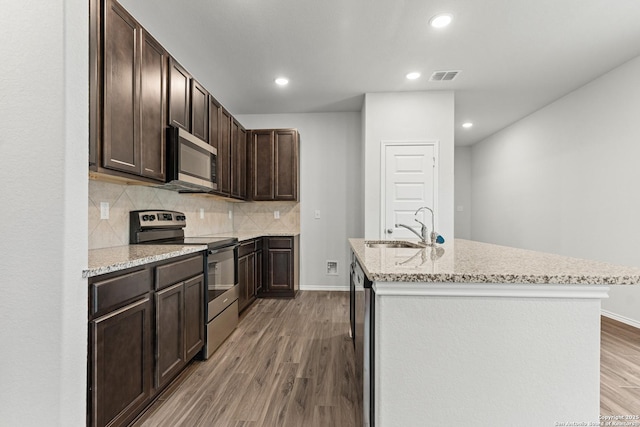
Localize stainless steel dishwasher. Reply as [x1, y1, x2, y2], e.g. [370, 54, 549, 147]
[351, 251, 373, 426]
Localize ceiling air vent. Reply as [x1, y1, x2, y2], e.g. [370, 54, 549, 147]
[429, 70, 460, 82]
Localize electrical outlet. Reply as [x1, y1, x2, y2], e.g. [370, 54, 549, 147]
[314, 210, 321, 219]
[199, 208, 204, 219]
[100, 202, 109, 220]
[274, 210, 280, 219]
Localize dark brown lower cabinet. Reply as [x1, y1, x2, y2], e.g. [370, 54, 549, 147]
[238, 239, 259, 312]
[184, 275, 205, 360]
[90, 297, 153, 427]
[259, 235, 299, 298]
[255, 247, 263, 295]
[88, 253, 205, 427]
[155, 282, 184, 388]
[156, 274, 205, 388]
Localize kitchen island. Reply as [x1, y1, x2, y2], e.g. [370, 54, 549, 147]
[349, 238, 640, 427]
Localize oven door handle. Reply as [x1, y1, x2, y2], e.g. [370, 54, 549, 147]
[208, 243, 239, 256]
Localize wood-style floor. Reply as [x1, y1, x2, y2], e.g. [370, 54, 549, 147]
[135, 291, 360, 427]
[600, 316, 640, 416]
[135, 292, 640, 426]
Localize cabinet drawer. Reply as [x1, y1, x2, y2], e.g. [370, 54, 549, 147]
[238, 240, 256, 257]
[267, 237, 293, 249]
[155, 254, 204, 290]
[91, 268, 151, 317]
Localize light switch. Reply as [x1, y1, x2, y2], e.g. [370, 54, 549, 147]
[456, 205, 464, 212]
[274, 210, 280, 219]
[314, 210, 321, 219]
[100, 202, 109, 220]
[199, 208, 205, 219]
[228, 210, 233, 220]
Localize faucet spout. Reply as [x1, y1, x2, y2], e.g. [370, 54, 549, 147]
[395, 223, 427, 244]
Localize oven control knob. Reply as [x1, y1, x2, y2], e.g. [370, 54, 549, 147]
[149, 215, 156, 221]
[142, 215, 149, 221]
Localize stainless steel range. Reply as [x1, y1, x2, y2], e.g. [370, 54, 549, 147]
[130, 209, 239, 359]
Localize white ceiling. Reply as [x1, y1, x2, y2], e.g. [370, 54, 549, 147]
[119, 0, 640, 146]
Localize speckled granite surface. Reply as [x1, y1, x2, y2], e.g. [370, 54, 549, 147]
[84, 245, 207, 278]
[350, 238, 640, 285]
[201, 231, 300, 242]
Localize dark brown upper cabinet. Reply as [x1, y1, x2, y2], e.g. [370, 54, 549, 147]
[101, 0, 166, 181]
[102, 0, 138, 176]
[231, 119, 247, 200]
[249, 129, 299, 201]
[208, 96, 221, 150]
[168, 57, 190, 131]
[216, 108, 232, 196]
[139, 31, 167, 180]
[190, 79, 209, 143]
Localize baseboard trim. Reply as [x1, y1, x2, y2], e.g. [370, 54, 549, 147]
[299, 284, 349, 292]
[601, 310, 640, 329]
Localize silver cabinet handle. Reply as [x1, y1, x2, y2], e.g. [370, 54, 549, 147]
[386, 228, 393, 234]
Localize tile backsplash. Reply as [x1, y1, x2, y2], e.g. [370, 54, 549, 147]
[89, 179, 299, 249]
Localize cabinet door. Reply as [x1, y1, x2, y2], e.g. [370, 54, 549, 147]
[102, 0, 139, 174]
[90, 297, 152, 427]
[255, 249, 263, 294]
[184, 274, 205, 361]
[231, 120, 247, 199]
[155, 282, 185, 389]
[209, 96, 221, 150]
[168, 58, 190, 131]
[274, 129, 298, 200]
[250, 130, 275, 200]
[247, 252, 256, 300]
[267, 248, 293, 292]
[239, 127, 248, 200]
[139, 30, 166, 181]
[217, 108, 232, 196]
[237, 254, 249, 312]
[190, 79, 209, 143]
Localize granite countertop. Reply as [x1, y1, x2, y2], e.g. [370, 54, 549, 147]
[201, 231, 300, 242]
[349, 238, 640, 285]
[84, 245, 207, 278]
[84, 232, 300, 278]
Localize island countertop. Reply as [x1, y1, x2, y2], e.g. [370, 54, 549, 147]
[349, 238, 640, 285]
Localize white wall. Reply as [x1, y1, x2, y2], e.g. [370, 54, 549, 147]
[236, 112, 363, 290]
[362, 92, 455, 240]
[0, 0, 88, 425]
[454, 147, 472, 239]
[471, 54, 640, 326]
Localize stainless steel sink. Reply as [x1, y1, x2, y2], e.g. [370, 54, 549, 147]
[365, 241, 425, 249]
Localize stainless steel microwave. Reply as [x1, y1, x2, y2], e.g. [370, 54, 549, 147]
[164, 126, 217, 192]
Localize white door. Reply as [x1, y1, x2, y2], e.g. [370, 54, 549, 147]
[382, 143, 437, 239]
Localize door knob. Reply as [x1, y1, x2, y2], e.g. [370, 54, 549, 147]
[386, 228, 393, 234]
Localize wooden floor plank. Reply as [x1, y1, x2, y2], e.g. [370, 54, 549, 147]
[133, 293, 640, 426]
[600, 316, 640, 417]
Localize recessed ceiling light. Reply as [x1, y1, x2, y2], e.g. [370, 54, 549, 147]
[275, 77, 289, 86]
[462, 122, 473, 129]
[429, 13, 452, 29]
[406, 72, 421, 80]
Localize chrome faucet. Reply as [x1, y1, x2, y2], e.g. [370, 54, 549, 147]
[395, 206, 441, 246]
[415, 206, 437, 246]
